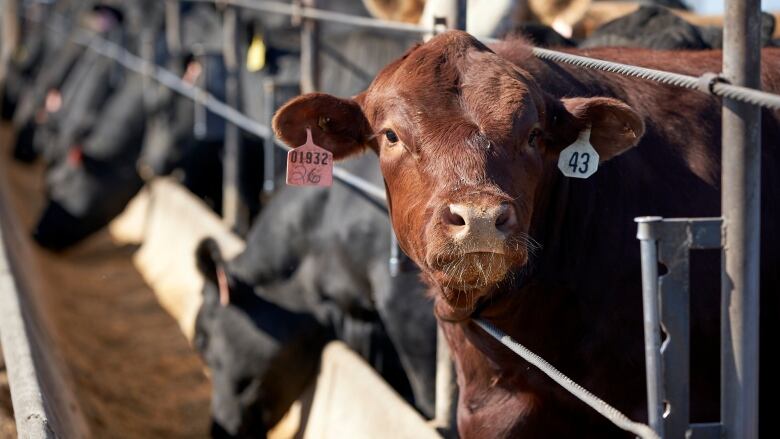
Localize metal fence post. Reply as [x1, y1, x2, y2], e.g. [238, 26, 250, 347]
[421, 0, 467, 40]
[635, 217, 665, 438]
[262, 78, 276, 195]
[299, 0, 319, 93]
[0, 0, 20, 88]
[222, 5, 249, 234]
[165, 0, 182, 65]
[721, 0, 762, 438]
[433, 325, 458, 438]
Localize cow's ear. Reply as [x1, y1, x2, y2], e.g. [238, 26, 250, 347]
[196, 238, 231, 306]
[273, 92, 376, 160]
[545, 96, 645, 161]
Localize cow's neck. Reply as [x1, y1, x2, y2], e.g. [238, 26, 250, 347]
[439, 280, 596, 437]
[435, 164, 601, 435]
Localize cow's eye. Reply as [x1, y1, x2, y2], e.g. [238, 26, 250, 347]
[528, 128, 540, 148]
[385, 130, 399, 144]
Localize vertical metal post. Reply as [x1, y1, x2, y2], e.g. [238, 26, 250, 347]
[299, 0, 319, 93]
[721, 0, 762, 438]
[389, 231, 401, 277]
[421, 0, 467, 40]
[140, 23, 156, 108]
[222, 6, 249, 234]
[434, 325, 458, 438]
[0, 0, 20, 88]
[635, 217, 665, 438]
[165, 0, 182, 65]
[262, 78, 276, 195]
[454, 0, 467, 31]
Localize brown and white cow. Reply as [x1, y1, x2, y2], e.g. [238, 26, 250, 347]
[273, 31, 780, 437]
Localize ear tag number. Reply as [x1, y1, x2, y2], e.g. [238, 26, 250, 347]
[558, 127, 599, 179]
[286, 128, 333, 187]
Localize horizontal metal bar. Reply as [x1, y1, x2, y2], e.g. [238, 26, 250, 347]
[332, 167, 387, 203]
[657, 217, 722, 249]
[529, 46, 780, 110]
[182, 0, 429, 35]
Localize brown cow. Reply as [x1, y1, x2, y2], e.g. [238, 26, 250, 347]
[273, 31, 780, 437]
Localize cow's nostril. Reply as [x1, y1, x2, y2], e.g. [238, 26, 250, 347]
[443, 205, 467, 227]
[495, 203, 517, 232]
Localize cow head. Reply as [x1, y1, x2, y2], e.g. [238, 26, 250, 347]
[274, 31, 644, 321]
[194, 239, 328, 437]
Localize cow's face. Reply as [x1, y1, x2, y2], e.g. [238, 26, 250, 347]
[274, 31, 644, 320]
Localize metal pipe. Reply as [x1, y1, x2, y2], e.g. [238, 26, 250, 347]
[262, 78, 276, 195]
[221, 6, 249, 234]
[165, 0, 182, 61]
[183, 0, 428, 35]
[420, 0, 467, 40]
[0, 232, 54, 438]
[454, 0, 467, 31]
[635, 216, 665, 437]
[389, 231, 400, 277]
[0, 0, 20, 88]
[299, 0, 319, 93]
[433, 325, 457, 438]
[140, 23, 157, 111]
[721, 0, 762, 437]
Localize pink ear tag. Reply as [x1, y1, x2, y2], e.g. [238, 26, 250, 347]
[286, 128, 333, 187]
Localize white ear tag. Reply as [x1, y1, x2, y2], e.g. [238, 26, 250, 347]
[557, 127, 599, 179]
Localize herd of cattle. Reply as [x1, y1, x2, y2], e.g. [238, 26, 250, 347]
[1, 0, 779, 438]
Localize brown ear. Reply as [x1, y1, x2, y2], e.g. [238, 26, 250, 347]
[544, 96, 645, 161]
[273, 93, 376, 160]
[561, 97, 645, 161]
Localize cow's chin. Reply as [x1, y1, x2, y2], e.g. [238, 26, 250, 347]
[426, 251, 524, 322]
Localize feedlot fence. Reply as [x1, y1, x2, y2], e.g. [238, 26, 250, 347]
[4, 0, 778, 438]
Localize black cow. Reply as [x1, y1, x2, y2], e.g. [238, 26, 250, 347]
[195, 154, 437, 437]
[32, 72, 147, 249]
[30, 3, 251, 248]
[31, 0, 421, 252]
[1, 0, 88, 122]
[11, 3, 125, 163]
[580, 5, 777, 50]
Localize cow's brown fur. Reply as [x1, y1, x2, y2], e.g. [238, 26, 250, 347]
[274, 31, 780, 437]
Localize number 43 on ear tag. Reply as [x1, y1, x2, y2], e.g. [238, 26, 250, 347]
[286, 128, 334, 187]
[558, 127, 599, 179]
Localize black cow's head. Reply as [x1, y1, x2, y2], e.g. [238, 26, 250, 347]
[194, 238, 327, 438]
[33, 145, 143, 250]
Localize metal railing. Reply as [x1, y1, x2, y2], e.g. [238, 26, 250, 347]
[0, 218, 53, 439]
[3, 0, 775, 437]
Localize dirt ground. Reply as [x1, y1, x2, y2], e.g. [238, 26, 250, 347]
[0, 125, 212, 437]
[0, 346, 17, 439]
